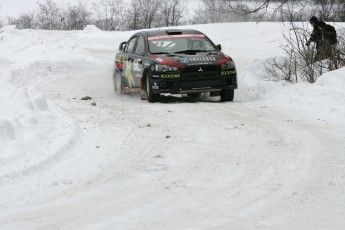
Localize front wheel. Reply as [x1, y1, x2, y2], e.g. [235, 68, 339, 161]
[220, 89, 234, 102]
[146, 74, 160, 103]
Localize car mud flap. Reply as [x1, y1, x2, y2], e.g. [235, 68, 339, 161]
[122, 87, 141, 94]
[141, 89, 147, 100]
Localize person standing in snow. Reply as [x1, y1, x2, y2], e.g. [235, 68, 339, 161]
[306, 16, 338, 63]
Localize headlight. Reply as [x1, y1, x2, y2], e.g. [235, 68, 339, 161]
[221, 61, 235, 70]
[155, 64, 179, 72]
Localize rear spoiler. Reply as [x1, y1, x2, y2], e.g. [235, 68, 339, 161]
[165, 29, 183, 35]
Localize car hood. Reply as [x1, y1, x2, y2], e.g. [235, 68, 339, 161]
[149, 52, 232, 68]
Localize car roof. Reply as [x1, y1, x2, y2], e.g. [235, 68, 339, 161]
[137, 29, 203, 37]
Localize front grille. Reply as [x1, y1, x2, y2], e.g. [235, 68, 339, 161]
[180, 79, 222, 89]
[183, 71, 218, 78]
[182, 65, 219, 73]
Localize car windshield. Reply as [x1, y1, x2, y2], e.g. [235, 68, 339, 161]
[148, 34, 217, 54]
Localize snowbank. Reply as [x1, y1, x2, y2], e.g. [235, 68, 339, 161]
[317, 67, 345, 94]
[253, 67, 345, 123]
[0, 25, 16, 34]
[0, 31, 78, 180]
[83, 25, 102, 33]
[0, 77, 77, 178]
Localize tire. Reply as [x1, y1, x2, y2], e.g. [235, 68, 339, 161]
[113, 70, 122, 94]
[220, 89, 234, 102]
[146, 74, 160, 103]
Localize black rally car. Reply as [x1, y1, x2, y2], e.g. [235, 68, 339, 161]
[113, 29, 237, 102]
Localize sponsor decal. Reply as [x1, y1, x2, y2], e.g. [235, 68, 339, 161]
[188, 62, 211, 66]
[116, 54, 127, 62]
[150, 55, 182, 68]
[221, 70, 237, 76]
[148, 34, 206, 41]
[179, 57, 190, 64]
[189, 57, 217, 62]
[133, 59, 142, 72]
[178, 57, 217, 64]
[156, 57, 164, 63]
[122, 59, 135, 87]
[119, 55, 126, 62]
[161, 74, 181, 79]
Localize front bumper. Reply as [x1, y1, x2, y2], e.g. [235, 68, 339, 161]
[151, 72, 238, 94]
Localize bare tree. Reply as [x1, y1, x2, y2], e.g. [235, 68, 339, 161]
[158, 0, 185, 27]
[340, 2, 345, 21]
[141, 0, 160, 29]
[63, 1, 91, 30]
[8, 13, 36, 29]
[92, 0, 127, 31]
[126, 0, 141, 30]
[36, 0, 61, 30]
[126, 0, 160, 30]
[193, 0, 322, 23]
[194, 0, 231, 23]
[202, 0, 303, 16]
[191, 0, 282, 23]
[2, 0, 188, 31]
[314, 0, 337, 21]
[0, 4, 3, 28]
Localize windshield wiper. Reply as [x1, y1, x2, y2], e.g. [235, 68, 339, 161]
[207, 51, 219, 55]
[150, 52, 171, 55]
[174, 50, 210, 54]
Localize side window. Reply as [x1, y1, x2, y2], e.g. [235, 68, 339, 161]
[134, 36, 146, 56]
[126, 37, 137, 53]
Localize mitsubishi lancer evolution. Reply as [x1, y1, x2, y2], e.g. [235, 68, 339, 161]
[113, 29, 237, 102]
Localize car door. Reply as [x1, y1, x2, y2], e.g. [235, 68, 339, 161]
[131, 35, 146, 87]
[122, 36, 138, 88]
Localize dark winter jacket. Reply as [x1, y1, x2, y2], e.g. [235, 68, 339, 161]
[309, 21, 335, 50]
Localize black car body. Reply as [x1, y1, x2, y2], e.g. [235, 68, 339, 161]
[113, 29, 237, 102]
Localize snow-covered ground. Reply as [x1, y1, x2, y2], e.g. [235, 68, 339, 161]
[0, 22, 345, 230]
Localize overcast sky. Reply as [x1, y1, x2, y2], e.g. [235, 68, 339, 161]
[0, 0, 94, 17]
[0, 0, 201, 17]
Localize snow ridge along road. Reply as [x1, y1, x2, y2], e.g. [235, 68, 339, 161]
[0, 23, 345, 230]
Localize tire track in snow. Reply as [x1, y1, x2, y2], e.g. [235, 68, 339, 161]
[1, 27, 345, 230]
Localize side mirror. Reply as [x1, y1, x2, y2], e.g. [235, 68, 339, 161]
[216, 44, 222, 51]
[119, 41, 127, 51]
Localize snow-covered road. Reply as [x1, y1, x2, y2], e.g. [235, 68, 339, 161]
[1, 23, 345, 229]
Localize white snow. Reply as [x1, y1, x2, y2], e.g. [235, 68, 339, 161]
[83, 25, 103, 33]
[0, 23, 345, 230]
[317, 67, 345, 93]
